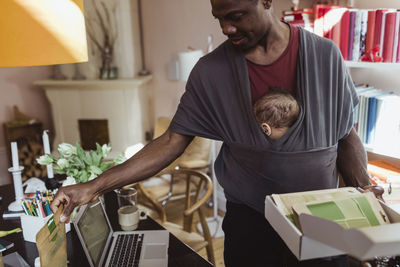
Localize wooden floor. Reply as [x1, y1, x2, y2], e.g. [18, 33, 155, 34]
[145, 197, 226, 267]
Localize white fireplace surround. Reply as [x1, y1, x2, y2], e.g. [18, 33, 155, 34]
[34, 76, 152, 158]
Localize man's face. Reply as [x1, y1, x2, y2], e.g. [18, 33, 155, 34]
[211, 0, 269, 51]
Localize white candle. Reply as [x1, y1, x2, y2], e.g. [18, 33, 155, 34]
[10, 142, 19, 170]
[42, 130, 54, 178]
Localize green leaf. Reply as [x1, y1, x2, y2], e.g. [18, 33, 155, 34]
[66, 169, 75, 178]
[83, 153, 93, 166]
[89, 165, 102, 175]
[96, 143, 102, 156]
[71, 157, 85, 169]
[113, 154, 126, 165]
[88, 172, 98, 181]
[79, 170, 88, 183]
[76, 142, 86, 162]
[90, 150, 101, 167]
[53, 166, 65, 174]
[100, 161, 113, 171]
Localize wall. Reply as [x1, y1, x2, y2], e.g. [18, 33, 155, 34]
[354, 0, 400, 9]
[0, 67, 53, 185]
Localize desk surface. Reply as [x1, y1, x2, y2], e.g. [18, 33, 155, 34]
[0, 184, 213, 267]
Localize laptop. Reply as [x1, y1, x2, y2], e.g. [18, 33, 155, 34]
[73, 199, 169, 267]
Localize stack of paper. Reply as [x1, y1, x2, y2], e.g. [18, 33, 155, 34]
[271, 187, 361, 226]
[292, 191, 390, 230]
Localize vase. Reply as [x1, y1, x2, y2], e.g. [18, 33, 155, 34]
[99, 44, 118, 80]
[99, 66, 118, 80]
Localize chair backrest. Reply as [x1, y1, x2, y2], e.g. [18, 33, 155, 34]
[168, 169, 213, 233]
[153, 117, 211, 172]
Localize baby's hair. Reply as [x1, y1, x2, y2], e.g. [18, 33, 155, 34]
[253, 88, 300, 128]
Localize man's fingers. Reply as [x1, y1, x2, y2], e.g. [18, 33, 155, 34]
[362, 185, 385, 202]
[50, 190, 67, 213]
[61, 198, 76, 223]
[91, 195, 99, 202]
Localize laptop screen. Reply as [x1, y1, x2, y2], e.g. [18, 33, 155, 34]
[77, 201, 111, 266]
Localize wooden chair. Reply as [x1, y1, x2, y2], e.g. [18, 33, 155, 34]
[140, 117, 211, 206]
[140, 169, 215, 265]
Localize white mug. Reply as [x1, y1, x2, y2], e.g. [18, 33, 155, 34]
[117, 205, 147, 231]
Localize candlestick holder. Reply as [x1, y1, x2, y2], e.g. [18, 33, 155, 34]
[8, 166, 24, 212]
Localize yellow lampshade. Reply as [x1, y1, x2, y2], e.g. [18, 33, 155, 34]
[0, 0, 88, 67]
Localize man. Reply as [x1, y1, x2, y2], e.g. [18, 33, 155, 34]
[51, 0, 381, 266]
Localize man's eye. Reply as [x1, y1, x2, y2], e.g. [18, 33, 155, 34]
[231, 14, 243, 21]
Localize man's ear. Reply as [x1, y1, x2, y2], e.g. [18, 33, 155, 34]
[261, 123, 272, 136]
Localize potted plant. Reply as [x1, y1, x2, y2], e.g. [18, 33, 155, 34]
[37, 142, 125, 187]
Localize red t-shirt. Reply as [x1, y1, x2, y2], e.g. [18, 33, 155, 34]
[247, 25, 299, 104]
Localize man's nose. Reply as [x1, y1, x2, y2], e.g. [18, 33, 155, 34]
[221, 22, 236, 35]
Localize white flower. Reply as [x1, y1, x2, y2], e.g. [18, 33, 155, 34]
[57, 158, 69, 169]
[37, 154, 53, 165]
[101, 144, 111, 157]
[62, 176, 76, 187]
[58, 143, 76, 157]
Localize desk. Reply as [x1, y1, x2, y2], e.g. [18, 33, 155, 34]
[0, 184, 213, 267]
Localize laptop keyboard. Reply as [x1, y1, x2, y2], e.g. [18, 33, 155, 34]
[109, 233, 144, 267]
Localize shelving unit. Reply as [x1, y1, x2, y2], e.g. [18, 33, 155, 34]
[346, 63, 400, 164]
[345, 61, 400, 69]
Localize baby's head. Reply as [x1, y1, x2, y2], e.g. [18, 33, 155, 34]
[253, 90, 300, 140]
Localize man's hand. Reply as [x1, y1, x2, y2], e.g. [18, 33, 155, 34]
[51, 182, 100, 223]
[361, 185, 385, 202]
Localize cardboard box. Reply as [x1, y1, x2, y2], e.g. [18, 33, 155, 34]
[265, 195, 400, 260]
[265, 196, 345, 260]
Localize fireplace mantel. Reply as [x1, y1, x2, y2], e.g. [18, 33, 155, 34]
[34, 76, 152, 90]
[34, 76, 152, 158]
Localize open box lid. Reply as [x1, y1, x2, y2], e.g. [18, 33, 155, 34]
[299, 204, 400, 260]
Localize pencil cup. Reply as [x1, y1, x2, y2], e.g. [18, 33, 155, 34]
[20, 215, 71, 243]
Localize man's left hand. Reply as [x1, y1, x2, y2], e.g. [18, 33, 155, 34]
[361, 185, 385, 202]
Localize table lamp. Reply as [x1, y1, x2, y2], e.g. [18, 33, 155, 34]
[0, 0, 88, 67]
[0, 0, 88, 210]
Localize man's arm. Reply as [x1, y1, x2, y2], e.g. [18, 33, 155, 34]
[337, 128, 370, 187]
[337, 128, 384, 199]
[51, 129, 193, 222]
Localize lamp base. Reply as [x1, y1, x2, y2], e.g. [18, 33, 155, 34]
[8, 200, 23, 212]
[45, 178, 61, 190]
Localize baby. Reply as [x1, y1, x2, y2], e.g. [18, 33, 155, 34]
[253, 89, 300, 140]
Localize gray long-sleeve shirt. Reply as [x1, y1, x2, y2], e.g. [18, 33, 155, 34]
[170, 28, 359, 214]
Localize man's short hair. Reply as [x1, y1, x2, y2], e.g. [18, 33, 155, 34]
[253, 89, 300, 128]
